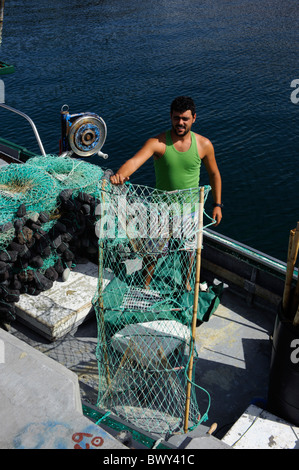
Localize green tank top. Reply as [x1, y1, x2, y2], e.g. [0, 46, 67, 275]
[154, 130, 201, 191]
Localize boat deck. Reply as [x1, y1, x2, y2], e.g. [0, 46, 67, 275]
[9, 285, 275, 441]
[193, 289, 274, 438]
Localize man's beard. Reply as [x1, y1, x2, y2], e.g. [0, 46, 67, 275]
[172, 125, 189, 136]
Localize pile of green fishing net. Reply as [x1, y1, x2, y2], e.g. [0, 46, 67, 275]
[0, 156, 103, 325]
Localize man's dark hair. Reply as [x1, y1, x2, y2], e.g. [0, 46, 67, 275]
[170, 96, 196, 116]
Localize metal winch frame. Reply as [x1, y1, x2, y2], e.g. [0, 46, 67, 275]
[59, 104, 108, 159]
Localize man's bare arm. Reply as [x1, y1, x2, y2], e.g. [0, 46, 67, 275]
[201, 139, 222, 226]
[110, 137, 162, 185]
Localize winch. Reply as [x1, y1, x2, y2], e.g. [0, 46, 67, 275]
[59, 104, 108, 159]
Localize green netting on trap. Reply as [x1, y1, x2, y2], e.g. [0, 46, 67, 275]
[93, 178, 219, 436]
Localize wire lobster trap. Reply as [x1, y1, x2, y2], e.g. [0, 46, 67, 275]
[93, 177, 216, 435]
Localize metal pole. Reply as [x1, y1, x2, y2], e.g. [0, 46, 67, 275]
[184, 186, 204, 433]
[0, 103, 47, 156]
[0, 1, 5, 45]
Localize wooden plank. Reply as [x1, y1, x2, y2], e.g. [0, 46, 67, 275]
[282, 223, 299, 312]
[202, 258, 282, 306]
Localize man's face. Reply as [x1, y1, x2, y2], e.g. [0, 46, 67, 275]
[171, 110, 196, 137]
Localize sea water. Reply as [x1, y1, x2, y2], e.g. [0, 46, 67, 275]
[0, 0, 298, 261]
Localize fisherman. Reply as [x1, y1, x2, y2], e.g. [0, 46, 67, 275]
[110, 96, 223, 288]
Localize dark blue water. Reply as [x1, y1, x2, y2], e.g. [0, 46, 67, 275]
[0, 0, 298, 262]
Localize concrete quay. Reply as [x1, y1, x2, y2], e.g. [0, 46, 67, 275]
[0, 327, 125, 449]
